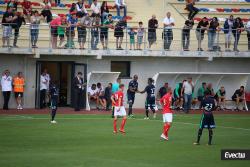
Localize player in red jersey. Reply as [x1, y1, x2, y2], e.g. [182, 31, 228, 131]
[159, 87, 173, 141]
[111, 84, 127, 134]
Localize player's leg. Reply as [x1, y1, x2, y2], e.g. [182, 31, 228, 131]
[128, 94, 134, 117]
[150, 101, 156, 119]
[119, 106, 127, 133]
[194, 128, 203, 145]
[161, 113, 172, 140]
[51, 99, 57, 123]
[208, 128, 213, 145]
[145, 99, 149, 119]
[113, 107, 118, 133]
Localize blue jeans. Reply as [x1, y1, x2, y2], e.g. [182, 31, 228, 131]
[30, 29, 39, 46]
[116, 5, 127, 17]
[88, 0, 92, 5]
[184, 93, 192, 113]
[91, 29, 99, 49]
[208, 31, 216, 49]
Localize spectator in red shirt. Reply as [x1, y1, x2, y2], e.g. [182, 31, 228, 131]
[22, 0, 32, 21]
[50, 16, 64, 48]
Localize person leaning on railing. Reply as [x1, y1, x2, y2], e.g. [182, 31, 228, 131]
[50, 16, 65, 49]
[91, 16, 101, 50]
[246, 18, 250, 51]
[12, 12, 26, 48]
[30, 10, 41, 48]
[163, 12, 175, 51]
[65, 12, 78, 49]
[223, 15, 234, 52]
[182, 19, 194, 51]
[77, 14, 92, 49]
[2, 7, 15, 48]
[232, 17, 244, 52]
[114, 16, 127, 50]
[148, 15, 158, 49]
[195, 17, 209, 51]
[207, 17, 220, 52]
[100, 14, 114, 49]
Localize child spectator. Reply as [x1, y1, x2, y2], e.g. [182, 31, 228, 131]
[137, 21, 144, 50]
[115, 0, 127, 17]
[58, 17, 67, 48]
[30, 10, 41, 48]
[50, 16, 63, 49]
[22, 0, 32, 22]
[41, 0, 52, 23]
[91, 0, 101, 17]
[100, 1, 109, 24]
[91, 16, 100, 50]
[224, 15, 234, 51]
[128, 27, 137, 50]
[207, 17, 220, 51]
[76, 0, 88, 18]
[232, 17, 244, 52]
[114, 17, 127, 50]
[148, 15, 158, 49]
[100, 14, 113, 49]
[66, 12, 78, 49]
[12, 12, 26, 48]
[195, 17, 209, 51]
[182, 19, 194, 51]
[78, 14, 92, 49]
[2, 7, 15, 48]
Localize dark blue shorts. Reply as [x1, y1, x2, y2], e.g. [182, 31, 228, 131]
[145, 97, 156, 110]
[127, 93, 135, 105]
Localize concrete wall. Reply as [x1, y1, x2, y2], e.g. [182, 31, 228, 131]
[1, 54, 250, 109]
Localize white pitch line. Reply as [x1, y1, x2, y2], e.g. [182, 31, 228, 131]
[0, 116, 250, 131]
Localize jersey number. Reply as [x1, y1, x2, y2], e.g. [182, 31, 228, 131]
[204, 103, 213, 111]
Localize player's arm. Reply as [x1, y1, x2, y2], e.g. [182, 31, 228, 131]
[111, 95, 116, 104]
[140, 87, 147, 94]
[129, 85, 135, 92]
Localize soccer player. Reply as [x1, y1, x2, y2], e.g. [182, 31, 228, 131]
[159, 87, 173, 141]
[50, 82, 59, 124]
[127, 75, 139, 118]
[140, 78, 156, 119]
[111, 84, 127, 134]
[194, 91, 216, 145]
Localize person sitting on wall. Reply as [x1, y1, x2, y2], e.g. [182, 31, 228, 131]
[88, 84, 99, 110]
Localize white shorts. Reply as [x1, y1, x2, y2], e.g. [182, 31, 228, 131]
[114, 106, 126, 117]
[163, 113, 173, 123]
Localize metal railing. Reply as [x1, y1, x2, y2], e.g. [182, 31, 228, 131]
[0, 24, 249, 53]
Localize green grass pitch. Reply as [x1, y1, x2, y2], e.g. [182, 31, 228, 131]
[0, 113, 250, 167]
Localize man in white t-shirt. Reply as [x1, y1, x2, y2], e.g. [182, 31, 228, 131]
[40, 72, 48, 109]
[182, 77, 194, 113]
[1, 70, 12, 110]
[88, 84, 99, 109]
[163, 12, 175, 50]
[43, 69, 51, 106]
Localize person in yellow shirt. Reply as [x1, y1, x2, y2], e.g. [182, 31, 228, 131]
[13, 72, 25, 110]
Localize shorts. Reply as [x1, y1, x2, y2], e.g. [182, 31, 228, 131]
[232, 97, 243, 102]
[145, 97, 156, 110]
[78, 28, 87, 43]
[195, 30, 204, 41]
[100, 31, 108, 41]
[14, 92, 23, 98]
[66, 30, 75, 38]
[114, 28, 124, 37]
[130, 37, 135, 44]
[99, 96, 106, 100]
[3, 26, 12, 38]
[163, 113, 173, 123]
[114, 106, 126, 116]
[137, 36, 143, 44]
[51, 27, 58, 37]
[59, 34, 65, 38]
[199, 113, 215, 129]
[51, 98, 58, 110]
[148, 32, 156, 43]
[127, 93, 135, 105]
[225, 33, 232, 43]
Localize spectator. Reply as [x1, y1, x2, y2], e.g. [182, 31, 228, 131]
[100, 1, 109, 24]
[112, 78, 121, 94]
[182, 77, 194, 113]
[73, 72, 84, 111]
[41, 0, 52, 23]
[50, 16, 63, 49]
[173, 82, 184, 110]
[224, 15, 234, 51]
[196, 17, 209, 51]
[104, 83, 112, 111]
[54, 0, 60, 6]
[13, 72, 25, 110]
[91, 16, 100, 50]
[43, 69, 51, 107]
[40, 71, 48, 109]
[163, 12, 175, 50]
[148, 15, 158, 49]
[7, 0, 18, 12]
[12, 12, 25, 48]
[137, 21, 144, 50]
[22, 0, 32, 21]
[88, 84, 99, 109]
[115, 0, 127, 17]
[58, 17, 67, 47]
[128, 27, 137, 50]
[214, 86, 226, 110]
[30, 10, 41, 48]
[65, 12, 78, 49]
[197, 82, 206, 108]
[206, 83, 215, 96]
[185, 0, 199, 20]
[232, 17, 244, 52]
[76, 0, 88, 18]
[182, 19, 194, 51]
[2, 7, 15, 48]
[69, 3, 77, 14]
[246, 17, 250, 51]
[158, 82, 168, 98]
[1, 70, 12, 110]
[91, 0, 101, 17]
[100, 14, 113, 49]
[78, 14, 92, 49]
[114, 17, 127, 50]
[232, 86, 246, 111]
[208, 17, 220, 51]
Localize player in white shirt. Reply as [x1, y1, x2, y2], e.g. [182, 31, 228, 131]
[1, 70, 12, 110]
[182, 77, 194, 113]
[163, 12, 175, 50]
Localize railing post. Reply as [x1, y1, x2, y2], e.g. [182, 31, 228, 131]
[49, 25, 52, 52]
[217, 29, 220, 53]
[88, 27, 91, 53]
[125, 27, 128, 53]
[143, 28, 146, 51]
[28, 24, 31, 51]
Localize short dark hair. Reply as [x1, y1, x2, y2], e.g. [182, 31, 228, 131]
[139, 21, 143, 24]
[119, 84, 124, 88]
[148, 78, 154, 83]
[240, 86, 244, 89]
[202, 82, 206, 85]
[108, 14, 112, 17]
[97, 82, 101, 87]
[92, 84, 96, 87]
[78, 72, 82, 75]
[204, 90, 210, 96]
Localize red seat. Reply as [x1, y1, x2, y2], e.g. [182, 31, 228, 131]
[232, 8, 240, 12]
[216, 8, 224, 12]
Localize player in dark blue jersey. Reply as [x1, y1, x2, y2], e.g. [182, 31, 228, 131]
[140, 78, 156, 119]
[127, 75, 139, 118]
[194, 91, 216, 145]
[50, 82, 59, 124]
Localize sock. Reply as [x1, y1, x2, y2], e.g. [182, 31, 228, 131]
[196, 128, 203, 143]
[120, 118, 127, 130]
[111, 107, 114, 117]
[164, 123, 171, 137]
[146, 109, 149, 117]
[113, 119, 117, 132]
[51, 109, 57, 121]
[208, 129, 213, 145]
[128, 104, 132, 115]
